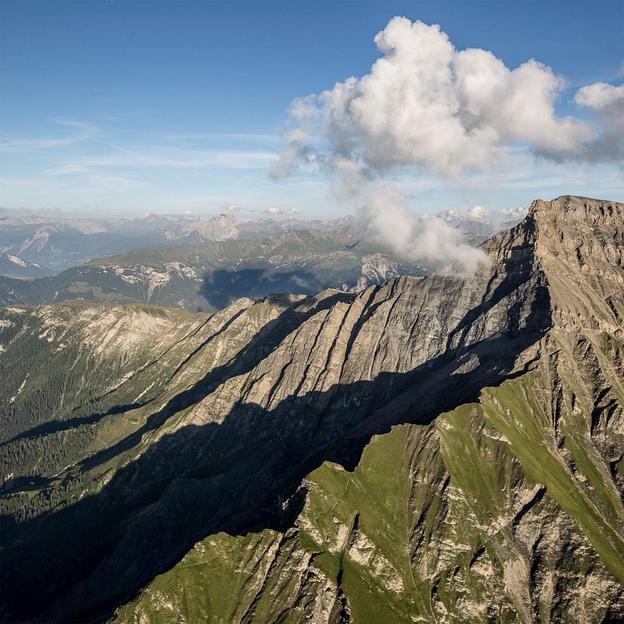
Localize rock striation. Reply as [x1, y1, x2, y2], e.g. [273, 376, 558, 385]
[0, 196, 622, 623]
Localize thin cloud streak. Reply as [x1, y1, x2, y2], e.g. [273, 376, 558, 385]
[1, 119, 280, 183]
[46, 148, 278, 176]
[0, 118, 99, 152]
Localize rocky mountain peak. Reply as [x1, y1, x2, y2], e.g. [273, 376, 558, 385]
[529, 195, 623, 268]
[530, 193, 623, 218]
[0, 196, 623, 623]
[528, 195, 623, 335]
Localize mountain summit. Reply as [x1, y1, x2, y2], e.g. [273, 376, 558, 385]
[0, 196, 622, 622]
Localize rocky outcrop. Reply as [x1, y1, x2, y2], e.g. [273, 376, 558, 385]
[350, 253, 401, 291]
[0, 196, 622, 623]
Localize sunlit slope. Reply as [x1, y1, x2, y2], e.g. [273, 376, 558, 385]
[113, 197, 624, 623]
[0, 196, 622, 623]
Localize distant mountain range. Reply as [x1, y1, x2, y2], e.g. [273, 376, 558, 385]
[0, 208, 522, 276]
[0, 231, 423, 312]
[438, 205, 528, 237]
[0, 212, 362, 275]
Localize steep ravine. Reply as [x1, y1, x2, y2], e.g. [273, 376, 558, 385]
[0, 196, 622, 623]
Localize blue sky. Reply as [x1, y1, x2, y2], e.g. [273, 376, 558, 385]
[1, 0, 622, 217]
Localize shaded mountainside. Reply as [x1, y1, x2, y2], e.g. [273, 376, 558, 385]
[0, 196, 622, 622]
[0, 231, 422, 312]
[0, 253, 51, 279]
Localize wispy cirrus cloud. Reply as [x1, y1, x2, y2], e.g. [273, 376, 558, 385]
[160, 131, 281, 144]
[45, 148, 277, 176]
[0, 118, 99, 152]
[0, 170, 146, 191]
[0, 118, 280, 210]
[0, 118, 278, 172]
[0, 119, 309, 213]
[0, 117, 279, 210]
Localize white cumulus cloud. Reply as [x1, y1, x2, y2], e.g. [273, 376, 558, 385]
[271, 17, 623, 275]
[466, 205, 489, 221]
[364, 186, 489, 276]
[273, 17, 596, 180]
[575, 82, 624, 161]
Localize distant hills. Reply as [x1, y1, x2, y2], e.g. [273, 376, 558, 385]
[0, 231, 423, 311]
[0, 208, 522, 276]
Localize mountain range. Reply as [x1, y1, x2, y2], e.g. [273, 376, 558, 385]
[0, 208, 522, 313]
[0, 196, 622, 623]
[0, 212, 360, 274]
[0, 209, 519, 276]
[0, 231, 423, 312]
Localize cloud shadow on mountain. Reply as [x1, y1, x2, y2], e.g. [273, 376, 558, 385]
[199, 267, 328, 309]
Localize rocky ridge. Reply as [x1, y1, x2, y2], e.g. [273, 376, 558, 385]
[0, 196, 622, 622]
[0, 231, 422, 311]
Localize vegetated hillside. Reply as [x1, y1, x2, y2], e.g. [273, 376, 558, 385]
[0, 212, 363, 275]
[0, 196, 622, 623]
[0, 230, 423, 311]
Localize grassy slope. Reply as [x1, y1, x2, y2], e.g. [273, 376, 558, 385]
[114, 348, 624, 623]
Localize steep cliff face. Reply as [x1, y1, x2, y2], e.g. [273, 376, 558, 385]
[110, 197, 624, 624]
[0, 197, 622, 623]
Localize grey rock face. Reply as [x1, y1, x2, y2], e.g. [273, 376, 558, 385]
[0, 196, 622, 623]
